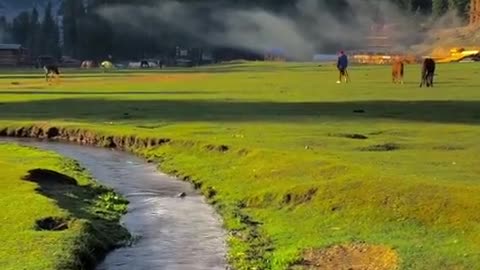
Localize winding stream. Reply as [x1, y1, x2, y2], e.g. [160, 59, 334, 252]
[2, 138, 227, 270]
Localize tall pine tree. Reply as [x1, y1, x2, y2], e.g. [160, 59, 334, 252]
[41, 1, 61, 58]
[81, 0, 114, 60]
[432, 0, 449, 17]
[28, 8, 41, 58]
[62, 0, 86, 58]
[0, 16, 11, 43]
[11, 12, 30, 46]
[448, 0, 470, 17]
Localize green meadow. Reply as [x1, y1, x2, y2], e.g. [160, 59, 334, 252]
[1, 62, 480, 269]
[0, 143, 128, 270]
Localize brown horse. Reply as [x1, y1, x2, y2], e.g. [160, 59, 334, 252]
[392, 59, 404, 84]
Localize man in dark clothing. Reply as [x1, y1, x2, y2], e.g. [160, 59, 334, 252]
[337, 50, 349, 83]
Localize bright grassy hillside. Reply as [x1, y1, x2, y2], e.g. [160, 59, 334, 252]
[0, 62, 479, 269]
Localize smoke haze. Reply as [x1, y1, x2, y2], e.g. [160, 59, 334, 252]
[97, 0, 459, 60]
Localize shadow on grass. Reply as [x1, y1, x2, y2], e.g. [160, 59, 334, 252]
[0, 74, 137, 80]
[1, 98, 480, 124]
[0, 90, 217, 95]
[23, 168, 128, 269]
[0, 64, 323, 77]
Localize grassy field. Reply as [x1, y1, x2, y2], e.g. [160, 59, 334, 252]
[0, 143, 128, 270]
[1, 62, 480, 269]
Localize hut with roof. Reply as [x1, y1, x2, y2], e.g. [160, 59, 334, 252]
[0, 44, 30, 66]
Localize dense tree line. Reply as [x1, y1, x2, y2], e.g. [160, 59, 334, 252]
[0, 0, 475, 61]
[7, 2, 61, 58]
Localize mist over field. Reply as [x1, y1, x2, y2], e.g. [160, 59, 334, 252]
[97, 0, 459, 59]
[0, 0, 470, 59]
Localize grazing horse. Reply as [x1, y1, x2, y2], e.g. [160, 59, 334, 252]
[44, 64, 60, 82]
[392, 59, 404, 84]
[81, 60, 95, 69]
[420, 58, 436, 88]
[140, 60, 150, 68]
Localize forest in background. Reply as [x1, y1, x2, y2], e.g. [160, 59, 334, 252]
[0, 0, 473, 61]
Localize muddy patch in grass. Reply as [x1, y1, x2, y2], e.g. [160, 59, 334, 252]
[136, 124, 168, 129]
[35, 217, 70, 231]
[330, 133, 369, 140]
[368, 131, 385, 136]
[433, 144, 465, 151]
[282, 188, 318, 206]
[292, 244, 398, 270]
[205, 144, 230, 153]
[367, 130, 416, 138]
[247, 188, 318, 209]
[360, 143, 402, 152]
[353, 109, 366, 114]
[237, 148, 249, 156]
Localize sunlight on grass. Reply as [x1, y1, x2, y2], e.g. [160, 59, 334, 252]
[1, 62, 480, 269]
[0, 143, 128, 270]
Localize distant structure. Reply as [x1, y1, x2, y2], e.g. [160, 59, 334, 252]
[264, 48, 286, 61]
[364, 8, 392, 52]
[365, 23, 396, 52]
[352, 20, 421, 65]
[470, 0, 480, 26]
[0, 44, 30, 67]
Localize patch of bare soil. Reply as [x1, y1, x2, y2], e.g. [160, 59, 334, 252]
[360, 143, 401, 152]
[205, 144, 230, 153]
[330, 133, 368, 140]
[35, 217, 69, 231]
[433, 144, 465, 151]
[293, 244, 398, 270]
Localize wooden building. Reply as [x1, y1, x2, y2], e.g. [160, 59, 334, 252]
[0, 44, 30, 67]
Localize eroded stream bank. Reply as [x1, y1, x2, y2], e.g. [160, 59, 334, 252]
[2, 138, 227, 270]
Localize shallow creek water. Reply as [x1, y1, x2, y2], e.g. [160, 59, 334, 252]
[2, 138, 227, 270]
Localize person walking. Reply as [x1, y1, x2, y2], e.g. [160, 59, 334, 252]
[337, 50, 349, 84]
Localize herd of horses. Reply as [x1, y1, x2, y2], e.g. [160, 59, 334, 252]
[392, 58, 436, 88]
[44, 58, 438, 88]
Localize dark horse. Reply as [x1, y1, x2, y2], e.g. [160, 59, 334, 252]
[44, 64, 60, 82]
[420, 58, 436, 88]
[140, 60, 150, 68]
